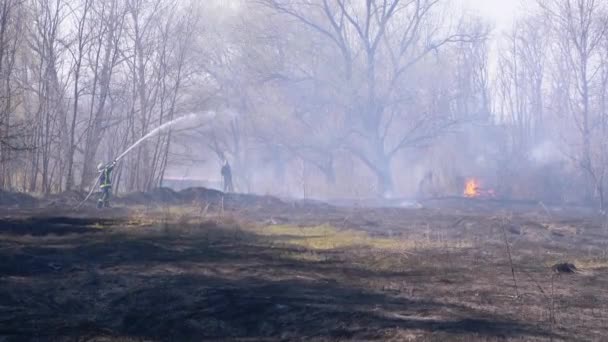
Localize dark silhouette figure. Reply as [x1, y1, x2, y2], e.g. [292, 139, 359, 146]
[418, 171, 437, 198]
[221, 160, 234, 193]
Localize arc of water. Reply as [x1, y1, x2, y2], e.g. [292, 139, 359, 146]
[115, 113, 199, 162]
[74, 112, 215, 209]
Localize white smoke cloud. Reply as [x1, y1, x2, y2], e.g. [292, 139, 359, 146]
[530, 141, 564, 165]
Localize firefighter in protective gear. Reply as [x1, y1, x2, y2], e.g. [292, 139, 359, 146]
[97, 160, 117, 208]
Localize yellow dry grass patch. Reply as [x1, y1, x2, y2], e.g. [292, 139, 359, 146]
[544, 223, 579, 236]
[126, 205, 206, 227]
[282, 251, 328, 262]
[255, 224, 400, 250]
[573, 258, 608, 270]
[254, 224, 472, 251]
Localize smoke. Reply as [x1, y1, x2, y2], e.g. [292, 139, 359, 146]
[530, 141, 563, 165]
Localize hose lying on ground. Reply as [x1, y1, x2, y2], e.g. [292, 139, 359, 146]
[74, 177, 100, 209]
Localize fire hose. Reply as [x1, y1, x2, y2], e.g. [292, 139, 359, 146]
[74, 159, 117, 209]
[72, 112, 213, 209]
[74, 177, 100, 209]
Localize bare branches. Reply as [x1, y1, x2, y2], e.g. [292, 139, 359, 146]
[10, 0, 607, 203]
[252, 0, 487, 196]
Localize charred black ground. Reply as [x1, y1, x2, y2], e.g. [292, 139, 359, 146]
[0, 189, 607, 341]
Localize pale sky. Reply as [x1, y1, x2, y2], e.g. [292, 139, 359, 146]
[460, 0, 522, 32]
[222, 1, 523, 32]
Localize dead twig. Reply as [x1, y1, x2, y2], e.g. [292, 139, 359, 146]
[520, 268, 549, 300]
[220, 196, 225, 218]
[341, 215, 350, 228]
[501, 216, 519, 298]
[199, 202, 210, 219]
[550, 274, 557, 325]
[538, 201, 552, 219]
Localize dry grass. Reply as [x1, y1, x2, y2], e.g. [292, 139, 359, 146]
[4, 203, 605, 341]
[126, 205, 217, 228]
[253, 224, 473, 252]
[544, 223, 579, 236]
[281, 250, 329, 262]
[572, 258, 608, 270]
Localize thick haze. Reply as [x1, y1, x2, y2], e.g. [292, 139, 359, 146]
[461, 0, 520, 31]
[0, 0, 606, 209]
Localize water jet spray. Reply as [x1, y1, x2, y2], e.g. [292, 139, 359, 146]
[115, 112, 215, 162]
[75, 111, 216, 208]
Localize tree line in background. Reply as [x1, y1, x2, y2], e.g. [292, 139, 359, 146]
[0, 0, 198, 194]
[0, 0, 607, 208]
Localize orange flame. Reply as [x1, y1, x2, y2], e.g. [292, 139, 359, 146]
[464, 178, 480, 198]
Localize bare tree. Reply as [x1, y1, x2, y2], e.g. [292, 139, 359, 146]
[254, 0, 485, 196]
[62, 0, 93, 190]
[539, 0, 608, 206]
[0, 0, 29, 189]
[79, 0, 126, 190]
[150, 1, 199, 189]
[496, 14, 548, 153]
[26, 0, 70, 193]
